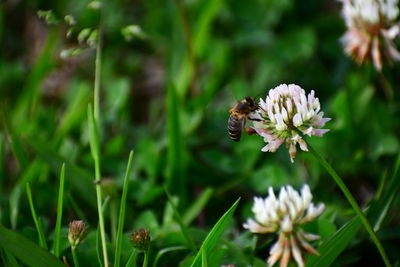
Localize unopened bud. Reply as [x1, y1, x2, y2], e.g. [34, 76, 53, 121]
[130, 228, 150, 251]
[68, 220, 88, 249]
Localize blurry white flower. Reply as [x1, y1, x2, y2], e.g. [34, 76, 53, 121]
[340, 0, 400, 71]
[251, 84, 330, 163]
[243, 185, 324, 267]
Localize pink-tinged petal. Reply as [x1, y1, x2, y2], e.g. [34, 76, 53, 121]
[288, 144, 296, 163]
[298, 139, 308, 152]
[312, 129, 330, 136]
[303, 127, 313, 136]
[372, 38, 382, 71]
[313, 117, 331, 127]
[243, 218, 274, 233]
[253, 128, 269, 136]
[279, 237, 291, 267]
[268, 233, 285, 267]
[301, 231, 320, 241]
[290, 236, 304, 267]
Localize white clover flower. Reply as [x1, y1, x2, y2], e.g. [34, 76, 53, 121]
[251, 84, 330, 163]
[243, 185, 324, 267]
[340, 0, 400, 71]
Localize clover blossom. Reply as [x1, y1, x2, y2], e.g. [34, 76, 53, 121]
[251, 84, 330, 163]
[340, 0, 400, 71]
[243, 185, 324, 267]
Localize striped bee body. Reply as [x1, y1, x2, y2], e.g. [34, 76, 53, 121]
[228, 97, 259, 142]
[228, 114, 245, 142]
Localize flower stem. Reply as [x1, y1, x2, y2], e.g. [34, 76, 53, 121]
[143, 251, 149, 267]
[71, 247, 80, 267]
[95, 158, 109, 266]
[125, 249, 137, 267]
[308, 143, 391, 267]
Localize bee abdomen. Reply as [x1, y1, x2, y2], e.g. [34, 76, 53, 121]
[228, 115, 244, 142]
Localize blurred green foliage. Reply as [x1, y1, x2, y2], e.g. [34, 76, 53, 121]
[1, 0, 400, 266]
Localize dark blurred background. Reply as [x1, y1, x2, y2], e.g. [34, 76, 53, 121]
[1, 0, 400, 265]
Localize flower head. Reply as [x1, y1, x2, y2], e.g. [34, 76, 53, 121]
[340, 0, 400, 71]
[68, 220, 88, 249]
[251, 84, 330, 162]
[243, 185, 324, 267]
[130, 228, 151, 251]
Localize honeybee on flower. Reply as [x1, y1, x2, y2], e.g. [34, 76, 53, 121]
[243, 185, 324, 267]
[249, 84, 330, 163]
[340, 0, 400, 71]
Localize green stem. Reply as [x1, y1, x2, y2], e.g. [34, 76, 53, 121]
[125, 249, 137, 267]
[95, 158, 109, 267]
[143, 252, 149, 267]
[71, 247, 80, 267]
[308, 143, 391, 267]
[94, 19, 102, 123]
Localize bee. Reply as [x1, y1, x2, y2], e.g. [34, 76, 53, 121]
[228, 97, 260, 142]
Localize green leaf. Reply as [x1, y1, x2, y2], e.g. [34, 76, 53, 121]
[0, 225, 63, 267]
[190, 198, 240, 267]
[307, 216, 362, 267]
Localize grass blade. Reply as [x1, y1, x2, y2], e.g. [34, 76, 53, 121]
[0, 225, 64, 267]
[308, 143, 391, 267]
[190, 198, 240, 267]
[307, 216, 362, 267]
[26, 183, 47, 249]
[53, 163, 65, 258]
[114, 151, 134, 267]
[201, 248, 208, 267]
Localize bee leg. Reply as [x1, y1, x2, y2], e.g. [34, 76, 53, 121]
[248, 117, 262, 122]
[245, 127, 257, 136]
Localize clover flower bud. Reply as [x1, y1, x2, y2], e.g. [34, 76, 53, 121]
[130, 228, 150, 251]
[251, 84, 330, 162]
[243, 185, 324, 267]
[68, 220, 88, 249]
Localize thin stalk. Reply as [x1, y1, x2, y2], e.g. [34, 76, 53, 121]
[54, 163, 65, 258]
[95, 158, 108, 267]
[26, 183, 47, 249]
[143, 252, 149, 267]
[94, 16, 103, 123]
[89, 6, 108, 263]
[114, 151, 134, 267]
[308, 143, 391, 267]
[71, 247, 80, 267]
[125, 249, 137, 267]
